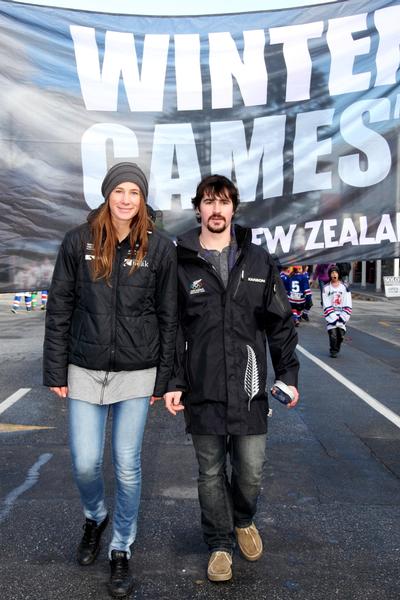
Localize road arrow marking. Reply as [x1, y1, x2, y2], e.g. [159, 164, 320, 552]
[378, 321, 390, 327]
[0, 390, 53, 433]
[0, 453, 53, 523]
[0, 423, 54, 433]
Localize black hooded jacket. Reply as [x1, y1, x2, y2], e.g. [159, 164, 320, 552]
[43, 221, 177, 397]
[169, 225, 299, 435]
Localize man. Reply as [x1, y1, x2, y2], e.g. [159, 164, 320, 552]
[164, 175, 299, 582]
[336, 262, 352, 288]
[312, 263, 334, 305]
[279, 265, 292, 295]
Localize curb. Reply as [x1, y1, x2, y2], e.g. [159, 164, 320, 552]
[351, 291, 387, 302]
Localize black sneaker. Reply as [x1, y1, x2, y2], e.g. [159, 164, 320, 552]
[108, 550, 134, 598]
[77, 515, 109, 566]
[301, 313, 309, 322]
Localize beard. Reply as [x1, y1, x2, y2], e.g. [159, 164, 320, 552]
[206, 216, 228, 233]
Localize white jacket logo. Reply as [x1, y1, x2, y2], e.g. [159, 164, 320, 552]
[244, 345, 260, 409]
[84, 243, 148, 267]
[123, 258, 149, 268]
[85, 242, 95, 261]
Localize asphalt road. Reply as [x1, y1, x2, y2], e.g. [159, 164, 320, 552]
[0, 294, 399, 600]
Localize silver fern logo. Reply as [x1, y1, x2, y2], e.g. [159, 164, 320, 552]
[244, 345, 260, 408]
[189, 279, 206, 294]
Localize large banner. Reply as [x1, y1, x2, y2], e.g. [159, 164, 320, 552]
[1, 0, 400, 291]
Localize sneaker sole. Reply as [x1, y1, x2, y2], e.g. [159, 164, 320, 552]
[107, 580, 134, 598]
[237, 546, 263, 561]
[77, 546, 100, 566]
[207, 570, 232, 582]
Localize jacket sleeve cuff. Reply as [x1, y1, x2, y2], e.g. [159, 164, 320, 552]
[166, 378, 187, 393]
[275, 372, 298, 388]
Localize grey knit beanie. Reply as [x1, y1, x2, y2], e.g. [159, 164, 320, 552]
[101, 162, 148, 201]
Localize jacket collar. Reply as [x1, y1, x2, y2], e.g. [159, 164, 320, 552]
[177, 224, 251, 257]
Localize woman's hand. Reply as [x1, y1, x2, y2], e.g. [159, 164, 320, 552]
[150, 395, 163, 405]
[164, 391, 184, 416]
[49, 386, 68, 398]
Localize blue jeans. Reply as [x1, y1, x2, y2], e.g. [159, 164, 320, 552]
[191, 434, 267, 553]
[69, 397, 149, 559]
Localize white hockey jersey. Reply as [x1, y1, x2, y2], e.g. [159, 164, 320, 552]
[322, 282, 352, 331]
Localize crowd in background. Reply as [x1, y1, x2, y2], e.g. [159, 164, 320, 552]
[279, 262, 352, 357]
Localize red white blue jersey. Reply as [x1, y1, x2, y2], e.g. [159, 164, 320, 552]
[288, 272, 312, 307]
[323, 282, 352, 330]
[280, 271, 292, 295]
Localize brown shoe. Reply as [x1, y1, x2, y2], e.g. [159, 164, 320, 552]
[235, 523, 263, 561]
[207, 551, 232, 582]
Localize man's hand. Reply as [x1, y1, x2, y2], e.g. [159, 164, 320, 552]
[49, 386, 68, 398]
[287, 386, 299, 408]
[164, 391, 184, 416]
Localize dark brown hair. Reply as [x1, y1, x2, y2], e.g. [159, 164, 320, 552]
[89, 194, 153, 284]
[191, 174, 240, 212]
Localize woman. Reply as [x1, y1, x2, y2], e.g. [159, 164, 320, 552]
[313, 263, 335, 305]
[43, 162, 177, 598]
[322, 265, 352, 358]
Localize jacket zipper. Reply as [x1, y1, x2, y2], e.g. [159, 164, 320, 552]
[198, 254, 224, 286]
[110, 245, 122, 371]
[100, 371, 109, 405]
[233, 268, 245, 299]
[201, 253, 246, 411]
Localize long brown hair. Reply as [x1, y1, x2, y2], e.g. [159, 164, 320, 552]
[89, 194, 153, 283]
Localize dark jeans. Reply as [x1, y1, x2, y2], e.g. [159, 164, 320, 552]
[191, 433, 267, 553]
[328, 327, 345, 353]
[318, 279, 326, 305]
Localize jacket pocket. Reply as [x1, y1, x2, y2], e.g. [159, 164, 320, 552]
[143, 317, 160, 358]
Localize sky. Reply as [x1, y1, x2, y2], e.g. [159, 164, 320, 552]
[11, 0, 337, 15]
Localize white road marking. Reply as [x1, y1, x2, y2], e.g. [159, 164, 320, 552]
[0, 388, 31, 415]
[297, 344, 400, 430]
[0, 453, 53, 522]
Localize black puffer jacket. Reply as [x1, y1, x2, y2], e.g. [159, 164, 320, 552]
[169, 225, 299, 435]
[43, 222, 177, 397]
